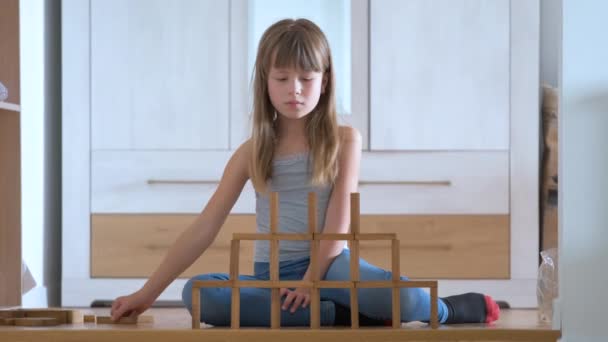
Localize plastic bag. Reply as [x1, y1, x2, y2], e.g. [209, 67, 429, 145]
[537, 248, 558, 322]
[0, 81, 8, 101]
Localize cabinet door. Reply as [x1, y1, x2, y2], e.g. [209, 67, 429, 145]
[91, 0, 229, 150]
[370, 0, 510, 150]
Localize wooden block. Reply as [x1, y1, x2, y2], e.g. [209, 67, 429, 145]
[234, 280, 280, 288]
[233, 233, 273, 241]
[308, 192, 317, 235]
[233, 233, 312, 241]
[271, 288, 280, 329]
[356, 233, 397, 240]
[356, 281, 393, 289]
[350, 239, 360, 281]
[270, 192, 279, 234]
[350, 289, 359, 329]
[430, 285, 439, 329]
[315, 281, 355, 289]
[14, 317, 60, 326]
[192, 286, 200, 329]
[392, 239, 400, 281]
[308, 192, 320, 330]
[95, 315, 154, 324]
[392, 287, 401, 329]
[230, 240, 240, 281]
[274, 233, 312, 241]
[310, 288, 320, 329]
[350, 193, 360, 235]
[192, 280, 233, 288]
[314, 233, 353, 240]
[22, 310, 68, 324]
[270, 239, 279, 281]
[396, 280, 438, 289]
[269, 193, 279, 286]
[0, 310, 24, 318]
[0, 318, 15, 326]
[96, 316, 138, 324]
[135, 315, 154, 324]
[277, 281, 313, 288]
[347, 193, 361, 332]
[67, 309, 84, 323]
[231, 288, 240, 329]
[83, 315, 96, 323]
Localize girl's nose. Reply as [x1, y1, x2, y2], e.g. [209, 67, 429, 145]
[290, 80, 302, 95]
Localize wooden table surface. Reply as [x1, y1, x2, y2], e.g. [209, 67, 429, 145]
[0, 307, 561, 342]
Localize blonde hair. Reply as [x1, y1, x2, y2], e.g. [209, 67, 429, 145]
[250, 18, 339, 193]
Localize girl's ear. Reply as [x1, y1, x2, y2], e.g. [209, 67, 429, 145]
[321, 73, 328, 94]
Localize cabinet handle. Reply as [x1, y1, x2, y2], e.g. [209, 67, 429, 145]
[358, 180, 451, 186]
[0, 101, 20, 112]
[147, 179, 219, 185]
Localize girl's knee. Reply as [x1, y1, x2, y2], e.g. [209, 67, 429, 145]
[181, 275, 222, 310]
[181, 274, 230, 326]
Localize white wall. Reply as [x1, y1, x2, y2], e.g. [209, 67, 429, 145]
[541, 0, 561, 87]
[20, 0, 46, 307]
[20, 0, 62, 307]
[560, 0, 608, 340]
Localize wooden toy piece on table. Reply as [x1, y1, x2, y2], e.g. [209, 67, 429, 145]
[0, 308, 83, 326]
[191, 192, 439, 330]
[0, 308, 154, 326]
[96, 315, 154, 324]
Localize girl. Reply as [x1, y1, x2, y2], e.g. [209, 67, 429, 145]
[111, 18, 500, 327]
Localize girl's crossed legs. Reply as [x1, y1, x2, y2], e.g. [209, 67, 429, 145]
[182, 249, 451, 326]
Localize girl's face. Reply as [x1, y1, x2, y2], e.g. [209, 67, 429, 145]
[267, 66, 327, 120]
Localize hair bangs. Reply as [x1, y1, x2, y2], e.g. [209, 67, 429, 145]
[271, 30, 325, 73]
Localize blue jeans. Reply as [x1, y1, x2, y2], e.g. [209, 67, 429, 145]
[182, 249, 448, 326]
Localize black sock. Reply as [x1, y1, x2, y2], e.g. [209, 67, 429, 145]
[441, 292, 487, 324]
[333, 302, 386, 326]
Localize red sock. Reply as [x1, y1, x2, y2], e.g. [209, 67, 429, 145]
[484, 295, 500, 323]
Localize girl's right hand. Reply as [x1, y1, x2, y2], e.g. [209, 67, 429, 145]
[110, 289, 154, 321]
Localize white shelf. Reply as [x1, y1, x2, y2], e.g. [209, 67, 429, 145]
[0, 102, 20, 112]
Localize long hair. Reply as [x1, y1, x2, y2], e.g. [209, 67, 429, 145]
[249, 18, 339, 193]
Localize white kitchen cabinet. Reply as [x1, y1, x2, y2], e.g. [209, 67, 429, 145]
[370, 0, 510, 151]
[63, 0, 539, 309]
[91, 0, 230, 150]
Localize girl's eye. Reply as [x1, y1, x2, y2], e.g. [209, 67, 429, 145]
[276, 78, 287, 81]
[302, 78, 313, 82]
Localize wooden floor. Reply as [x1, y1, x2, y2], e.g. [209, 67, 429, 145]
[0, 307, 560, 342]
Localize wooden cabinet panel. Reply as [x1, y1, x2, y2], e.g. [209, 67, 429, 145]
[90, 0, 229, 150]
[357, 215, 509, 279]
[92, 214, 509, 279]
[370, 0, 510, 150]
[91, 215, 257, 278]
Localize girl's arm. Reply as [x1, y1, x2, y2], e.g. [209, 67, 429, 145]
[280, 127, 362, 313]
[305, 126, 362, 280]
[111, 140, 252, 320]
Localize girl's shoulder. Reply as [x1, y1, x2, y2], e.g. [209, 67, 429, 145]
[338, 125, 362, 143]
[230, 138, 253, 175]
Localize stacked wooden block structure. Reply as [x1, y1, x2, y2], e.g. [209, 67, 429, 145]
[191, 192, 439, 329]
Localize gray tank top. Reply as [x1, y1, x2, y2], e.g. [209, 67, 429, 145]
[254, 152, 333, 262]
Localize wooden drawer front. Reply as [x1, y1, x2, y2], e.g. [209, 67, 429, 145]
[92, 214, 509, 279]
[359, 151, 509, 214]
[357, 215, 509, 279]
[91, 151, 256, 214]
[91, 214, 256, 278]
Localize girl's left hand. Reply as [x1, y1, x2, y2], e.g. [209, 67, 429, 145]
[280, 287, 311, 313]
